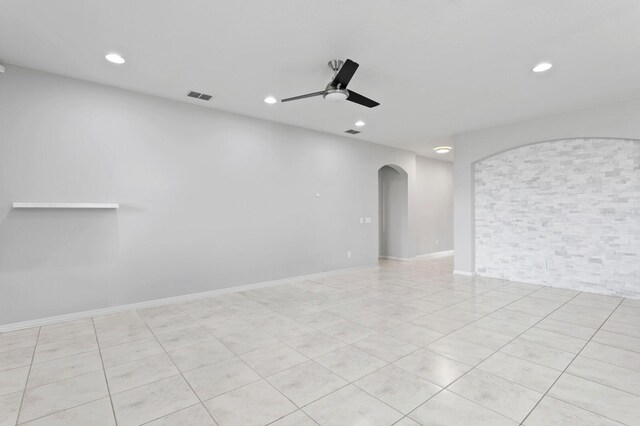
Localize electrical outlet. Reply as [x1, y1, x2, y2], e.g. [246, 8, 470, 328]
[365, 217, 372, 224]
[347, 251, 352, 258]
[359, 217, 364, 224]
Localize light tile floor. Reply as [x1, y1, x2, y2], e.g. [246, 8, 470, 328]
[1, 256, 640, 425]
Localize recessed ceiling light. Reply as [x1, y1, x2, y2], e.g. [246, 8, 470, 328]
[355, 120, 365, 127]
[434, 146, 452, 154]
[264, 96, 277, 104]
[105, 53, 125, 64]
[532, 62, 552, 73]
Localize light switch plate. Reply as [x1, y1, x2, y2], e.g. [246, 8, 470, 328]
[359, 217, 364, 224]
[365, 217, 372, 224]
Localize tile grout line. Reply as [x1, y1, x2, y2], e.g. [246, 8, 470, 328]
[397, 286, 587, 425]
[518, 297, 626, 425]
[137, 309, 221, 426]
[285, 280, 534, 425]
[91, 317, 119, 426]
[13, 326, 40, 426]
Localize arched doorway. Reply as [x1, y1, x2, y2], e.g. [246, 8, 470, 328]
[378, 165, 409, 260]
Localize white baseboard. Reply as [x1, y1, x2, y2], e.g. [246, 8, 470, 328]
[416, 250, 454, 259]
[380, 250, 454, 262]
[0, 263, 378, 332]
[453, 269, 475, 277]
[379, 256, 413, 261]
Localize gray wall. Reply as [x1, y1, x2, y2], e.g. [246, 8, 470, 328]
[453, 96, 640, 274]
[0, 65, 453, 325]
[378, 166, 409, 259]
[415, 156, 453, 255]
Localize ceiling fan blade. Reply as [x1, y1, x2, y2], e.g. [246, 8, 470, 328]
[346, 90, 380, 108]
[281, 91, 325, 102]
[330, 59, 359, 88]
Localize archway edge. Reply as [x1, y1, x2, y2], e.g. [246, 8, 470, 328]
[472, 136, 640, 166]
[378, 163, 408, 176]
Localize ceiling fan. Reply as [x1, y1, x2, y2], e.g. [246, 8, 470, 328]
[281, 59, 380, 108]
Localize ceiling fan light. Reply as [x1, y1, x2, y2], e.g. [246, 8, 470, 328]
[323, 90, 348, 102]
[434, 146, 452, 154]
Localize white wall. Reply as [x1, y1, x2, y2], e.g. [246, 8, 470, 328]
[0, 65, 454, 325]
[453, 96, 640, 274]
[378, 166, 409, 259]
[415, 156, 453, 255]
[475, 138, 639, 297]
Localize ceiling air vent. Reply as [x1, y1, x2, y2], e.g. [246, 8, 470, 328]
[187, 91, 213, 101]
[344, 129, 361, 134]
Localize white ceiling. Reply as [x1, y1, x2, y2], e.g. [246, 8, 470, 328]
[1, 0, 640, 161]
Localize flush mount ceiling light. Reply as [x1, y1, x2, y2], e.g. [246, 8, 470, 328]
[434, 146, 452, 154]
[105, 53, 125, 64]
[264, 96, 277, 104]
[532, 62, 553, 73]
[355, 120, 365, 127]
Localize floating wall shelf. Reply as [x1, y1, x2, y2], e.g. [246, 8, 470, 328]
[12, 202, 119, 209]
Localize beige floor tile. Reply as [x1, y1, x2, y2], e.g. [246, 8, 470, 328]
[449, 369, 543, 423]
[501, 339, 574, 370]
[315, 345, 386, 381]
[322, 321, 378, 344]
[566, 355, 640, 396]
[100, 338, 164, 368]
[581, 341, 640, 371]
[105, 353, 179, 394]
[477, 351, 562, 393]
[183, 356, 260, 400]
[145, 403, 215, 426]
[0, 366, 29, 396]
[218, 328, 279, 355]
[267, 360, 347, 407]
[409, 389, 517, 426]
[520, 327, 587, 354]
[240, 343, 308, 377]
[155, 326, 211, 352]
[448, 325, 513, 350]
[355, 364, 440, 414]
[0, 347, 33, 372]
[394, 349, 471, 387]
[548, 373, 640, 425]
[592, 329, 640, 353]
[286, 331, 347, 358]
[268, 409, 317, 425]
[353, 334, 418, 362]
[204, 380, 296, 426]
[535, 317, 597, 340]
[168, 338, 234, 372]
[426, 336, 494, 366]
[33, 334, 98, 364]
[19, 371, 108, 423]
[304, 385, 403, 426]
[523, 396, 621, 426]
[27, 351, 103, 389]
[0, 328, 39, 353]
[0, 391, 22, 426]
[384, 323, 444, 347]
[111, 375, 198, 426]
[20, 398, 115, 426]
[38, 322, 95, 346]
